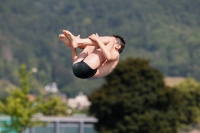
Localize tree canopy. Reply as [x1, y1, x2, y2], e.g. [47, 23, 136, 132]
[0, 65, 69, 133]
[88, 58, 200, 133]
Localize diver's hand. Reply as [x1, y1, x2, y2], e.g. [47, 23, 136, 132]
[88, 33, 100, 42]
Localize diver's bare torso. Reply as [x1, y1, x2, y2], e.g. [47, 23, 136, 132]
[87, 48, 120, 79]
[91, 58, 119, 79]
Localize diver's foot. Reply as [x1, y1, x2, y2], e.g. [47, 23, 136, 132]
[63, 30, 78, 48]
[59, 34, 71, 47]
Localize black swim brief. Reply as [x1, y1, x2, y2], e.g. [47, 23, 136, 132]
[72, 60, 97, 79]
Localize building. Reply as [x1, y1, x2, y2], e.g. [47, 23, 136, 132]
[44, 82, 58, 93]
[0, 115, 97, 133]
[68, 92, 91, 110]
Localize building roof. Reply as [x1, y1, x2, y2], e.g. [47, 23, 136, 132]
[37, 116, 97, 122]
[0, 115, 97, 123]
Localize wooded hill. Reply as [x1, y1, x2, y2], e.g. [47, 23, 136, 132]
[0, 0, 200, 97]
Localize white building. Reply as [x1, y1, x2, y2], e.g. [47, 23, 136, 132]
[68, 92, 91, 110]
[44, 82, 58, 93]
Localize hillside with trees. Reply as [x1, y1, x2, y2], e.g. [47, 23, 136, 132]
[0, 0, 200, 97]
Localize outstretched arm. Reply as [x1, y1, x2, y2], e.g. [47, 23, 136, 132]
[77, 36, 113, 46]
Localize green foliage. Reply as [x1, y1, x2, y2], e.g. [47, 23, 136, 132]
[176, 78, 200, 92]
[0, 65, 68, 133]
[173, 78, 200, 133]
[1, 0, 200, 96]
[40, 96, 68, 116]
[0, 65, 42, 133]
[88, 58, 200, 133]
[175, 78, 200, 129]
[0, 79, 16, 99]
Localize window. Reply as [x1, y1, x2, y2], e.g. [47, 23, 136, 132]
[34, 123, 55, 133]
[84, 123, 97, 133]
[60, 122, 79, 133]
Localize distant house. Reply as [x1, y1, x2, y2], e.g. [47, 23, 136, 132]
[44, 82, 58, 93]
[28, 94, 35, 101]
[68, 92, 91, 110]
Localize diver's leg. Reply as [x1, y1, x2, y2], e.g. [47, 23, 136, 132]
[73, 46, 95, 64]
[66, 32, 95, 63]
[63, 30, 113, 48]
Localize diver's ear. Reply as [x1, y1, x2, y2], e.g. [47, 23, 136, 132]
[115, 44, 121, 50]
[116, 44, 121, 49]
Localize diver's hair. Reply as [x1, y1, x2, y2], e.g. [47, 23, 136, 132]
[112, 35, 126, 53]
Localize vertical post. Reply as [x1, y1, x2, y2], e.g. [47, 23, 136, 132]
[80, 120, 84, 133]
[30, 127, 34, 133]
[55, 121, 60, 133]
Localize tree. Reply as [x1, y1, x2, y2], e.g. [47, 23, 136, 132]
[0, 65, 41, 133]
[88, 58, 200, 133]
[175, 78, 200, 132]
[41, 96, 68, 116]
[176, 78, 200, 92]
[0, 65, 68, 133]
